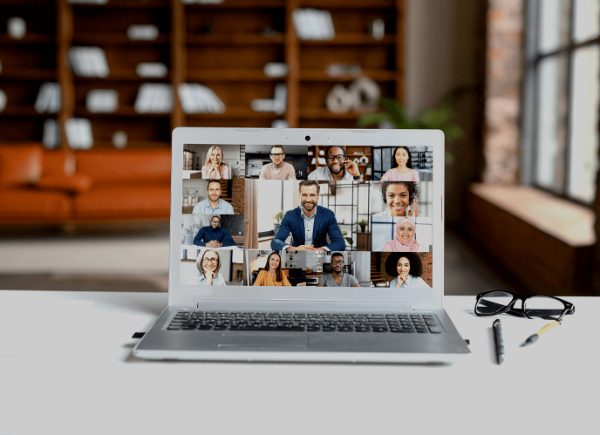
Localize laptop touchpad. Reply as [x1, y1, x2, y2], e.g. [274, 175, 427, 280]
[218, 333, 308, 350]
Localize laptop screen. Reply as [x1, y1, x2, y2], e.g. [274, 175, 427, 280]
[178, 143, 434, 292]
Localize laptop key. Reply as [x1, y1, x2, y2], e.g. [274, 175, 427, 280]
[428, 326, 442, 333]
[182, 326, 197, 330]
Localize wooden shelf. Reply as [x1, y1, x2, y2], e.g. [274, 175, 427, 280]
[0, 0, 404, 147]
[299, 108, 375, 120]
[0, 69, 56, 81]
[300, 70, 396, 82]
[300, 34, 395, 45]
[0, 106, 51, 118]
[75, 106, 170, 118]
[188, 107, 281, 119]
[186, 70, 280, 82]
[0, 34, 54, 44]
[73, 34, 170, 45]
[73, 71, 170, 82]
[70, 0, 170, 9]
[187, 34, 284, 45]
[92, 140, 170, 149]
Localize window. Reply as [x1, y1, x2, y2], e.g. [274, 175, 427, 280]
[523, 0, 600, 203]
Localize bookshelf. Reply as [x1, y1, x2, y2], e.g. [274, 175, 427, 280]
[0, 0, 404, 149]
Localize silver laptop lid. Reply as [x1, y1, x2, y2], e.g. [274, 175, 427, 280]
[169, 128, 444, 311]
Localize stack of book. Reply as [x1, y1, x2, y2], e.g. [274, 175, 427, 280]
[134, 83, 173, 114]
[177, 83, 225, 114]
[86, 89, 118, 113]
[292, 9, 335, 40]
[42, 119, 60, 149]
[35, 82, 61, 114]
[65, 118, 93, 149]
[251, 83, 287, 115]
[69, 47, 110, 78]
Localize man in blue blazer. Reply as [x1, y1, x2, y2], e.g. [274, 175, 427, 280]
[271, 180, 345, 251]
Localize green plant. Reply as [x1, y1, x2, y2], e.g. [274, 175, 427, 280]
[273, 211, 284, 224]
[357, 96, 464, 164]
[341, 230, 353, 246]
[357, 218, 368, 228]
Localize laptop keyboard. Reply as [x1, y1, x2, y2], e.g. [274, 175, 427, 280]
[167, 312, 442, 333]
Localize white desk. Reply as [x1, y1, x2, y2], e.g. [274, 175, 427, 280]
[0, 290, 597, 435]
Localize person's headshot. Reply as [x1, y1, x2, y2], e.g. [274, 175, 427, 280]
[381, 146, 420, 181]
[259, 145, 297, 180]
[194, 249, 226, 286]
[382, 217, 428, 252]
[317, 252, 360, 287]
[308, 146, 363, 182]
[253, 251, 292, 286]
[193, 215, 235, 248]
[375, 181, 419, 217]
[270, 180, 345, 252]
[385, 252, 430, 288]
[202, 145, 230, 179]
[192, 180, 234, 214]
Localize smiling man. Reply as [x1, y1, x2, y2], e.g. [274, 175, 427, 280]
[270, 180, 345, 251]
[308, 146, 363, 182]
[316, 252, 360, 287]
[192, 180, 234, 215]
[259, 145, 297, 180]
[193, 215, 235, 248]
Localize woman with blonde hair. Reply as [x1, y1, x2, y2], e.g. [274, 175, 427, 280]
[202, 145, 230, 179]
[253, 251, 291, 286]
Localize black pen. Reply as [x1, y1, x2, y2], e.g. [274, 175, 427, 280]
[493, 319, 504, 365]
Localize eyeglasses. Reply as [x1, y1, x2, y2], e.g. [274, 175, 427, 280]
[271, 153, 284, 157]
[327, 154, 345, 162]
[202, 257, 218, 263]
[331, 260, 344, 265]
[211, 220, 220, 224]
[474, 291, 575, 321]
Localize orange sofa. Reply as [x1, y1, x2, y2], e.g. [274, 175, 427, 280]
[0, 144, 171, 224]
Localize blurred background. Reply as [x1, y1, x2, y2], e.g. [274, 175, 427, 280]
[0, 0, 598, 296]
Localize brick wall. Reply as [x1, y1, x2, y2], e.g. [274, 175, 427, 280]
[232, 179, 245, 215]
[483, 0, 522, 184]
[418, 253, 433, 288]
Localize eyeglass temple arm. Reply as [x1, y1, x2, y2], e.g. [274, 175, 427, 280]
[479, 300, 573, 318]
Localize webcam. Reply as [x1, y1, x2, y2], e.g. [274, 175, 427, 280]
[305, 136, 310, 141]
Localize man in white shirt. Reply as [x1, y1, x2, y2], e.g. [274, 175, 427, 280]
[308, 146, 363, 182]
[192, 180, 234, 215]
[259, 145, 297, 180]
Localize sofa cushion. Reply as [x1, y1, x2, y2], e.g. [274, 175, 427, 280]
[74, 184, 170, 219]
[0, 144, 43, 187]
[37, 173, 93, 193]
[43, 150, 76, 177]
[0, 188, 72, 221]
[74, 150, 171, 186]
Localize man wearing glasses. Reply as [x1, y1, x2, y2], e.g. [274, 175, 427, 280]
[308, 146, 363, 182]
[193, 215, 235, 248]
[259, 145, 297, 180]
[317, 252, 360, 287]
[192, 180, 235, 215]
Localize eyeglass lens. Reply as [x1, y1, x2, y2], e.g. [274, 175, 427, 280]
[331, 260, 344, 265]
[203, 258, 218, 263]
[327, 155, 345, 162]
[475, 291, 513, 315]
[271, 153, 283, 157]
[523, 295, 566, 320]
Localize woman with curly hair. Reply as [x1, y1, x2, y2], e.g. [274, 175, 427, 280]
[374, 181, 419, 217]
[385, 252, 430, 288]
[380, 146, 420, 181]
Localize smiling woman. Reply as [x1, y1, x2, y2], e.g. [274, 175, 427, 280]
[374, 182, 420, 217]
[382, 217, 429, 252]
[381, 146, 420, 181]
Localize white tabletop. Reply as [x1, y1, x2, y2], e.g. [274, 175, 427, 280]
[0, 290, 597, 435]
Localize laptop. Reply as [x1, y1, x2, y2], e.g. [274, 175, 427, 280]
[133, 127, 471, 363]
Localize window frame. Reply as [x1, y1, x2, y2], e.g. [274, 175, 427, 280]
[522, 0, 600, 206]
